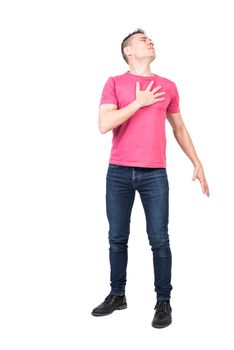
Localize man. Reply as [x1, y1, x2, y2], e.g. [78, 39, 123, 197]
[91, 28, 210, 328]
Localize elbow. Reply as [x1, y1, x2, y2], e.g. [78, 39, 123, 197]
[99, 127, 107, 134]
[98, 118, 110, 134]
[98, 122, 108, 134]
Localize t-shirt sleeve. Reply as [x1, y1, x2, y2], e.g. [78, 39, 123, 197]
[166, 83, 180, 114]
[99, 77, 118, 107]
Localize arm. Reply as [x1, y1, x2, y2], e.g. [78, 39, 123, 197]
[98, 100, 142, 134]
[167, 112, 210, 197]
[99, 81, 165, 134]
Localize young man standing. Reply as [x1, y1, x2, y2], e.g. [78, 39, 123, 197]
[91, 28, 210, 328]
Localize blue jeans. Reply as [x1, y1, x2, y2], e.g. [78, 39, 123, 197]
[106, 163, 173, 301]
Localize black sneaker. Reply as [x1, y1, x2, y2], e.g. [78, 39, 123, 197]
[152, 300, 172, 328]
[91, 293, 127, 317]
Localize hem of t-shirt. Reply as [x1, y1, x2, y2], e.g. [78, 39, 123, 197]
[109, 160, 166, 168]
[99, 100, 117, 107]
[167, 107, 180, 114]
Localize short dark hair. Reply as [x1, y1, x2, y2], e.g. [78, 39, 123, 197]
[121, 28, 146, 64]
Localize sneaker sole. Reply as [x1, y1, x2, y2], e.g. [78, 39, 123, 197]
[152, 320, 172, 328]
[91, 303, 127, 317]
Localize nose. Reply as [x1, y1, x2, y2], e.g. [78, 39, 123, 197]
[147, 39, 154, 46]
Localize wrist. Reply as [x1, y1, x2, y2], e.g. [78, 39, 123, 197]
[193, 159, 202, 168]
[133, 99, 142, 109]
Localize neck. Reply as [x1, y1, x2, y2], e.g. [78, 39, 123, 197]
[128, 63, 153, 77]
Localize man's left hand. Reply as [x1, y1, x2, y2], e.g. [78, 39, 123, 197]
[192, 164, 210, 197]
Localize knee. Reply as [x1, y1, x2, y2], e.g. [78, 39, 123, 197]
[109, 238, 128, 252]
[149, 234, 170, 251]
[150, 238, 171, 257]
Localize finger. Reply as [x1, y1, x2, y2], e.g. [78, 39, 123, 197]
[205, 183, 210, 197]
[201, 179, 207, 195]
[154, 91, 166, 97]
[151, 85, 162, 93]
[199, 177, 209, 197]
[136, 81, 140, 91]
[155, 97, 165, 102]
[201, 178, 208, 194]
[146, 80, 155, 90]
[201, 182, 206, 194]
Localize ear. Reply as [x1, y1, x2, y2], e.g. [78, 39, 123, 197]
[124, 46, 131, 57]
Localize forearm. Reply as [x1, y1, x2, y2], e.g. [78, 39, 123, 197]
[173, 127, 202, 167]
[100, 100, 142, 134]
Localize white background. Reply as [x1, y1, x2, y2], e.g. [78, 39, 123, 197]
[0, 0, 234, 349]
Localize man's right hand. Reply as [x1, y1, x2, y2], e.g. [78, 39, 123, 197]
[135, 80, 165, 108]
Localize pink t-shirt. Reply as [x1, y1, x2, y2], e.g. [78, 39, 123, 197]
[99, 70, 180, 168]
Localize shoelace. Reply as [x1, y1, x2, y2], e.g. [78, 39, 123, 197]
[155, 300, 170, 313]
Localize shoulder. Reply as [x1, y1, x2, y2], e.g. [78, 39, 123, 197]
[155, 74, 177, 88]
[108, 72, 127, 83]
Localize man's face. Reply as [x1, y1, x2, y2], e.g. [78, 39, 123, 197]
[125, 33, 156, 63]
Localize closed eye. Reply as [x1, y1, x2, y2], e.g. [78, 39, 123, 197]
[141, 38, 154, 45]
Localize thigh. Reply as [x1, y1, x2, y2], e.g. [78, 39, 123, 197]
[106, 164, 136, 239]
[138, 168, 169, 236]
